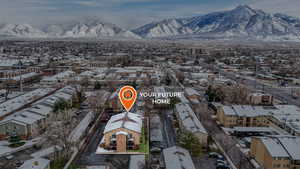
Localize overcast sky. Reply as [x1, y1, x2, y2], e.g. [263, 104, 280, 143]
[1, 0, 300, 29]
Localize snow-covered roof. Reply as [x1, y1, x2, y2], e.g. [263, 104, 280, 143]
[222, 105, 269, 117]
[18, 158, 50, 169]
[0, 88, 54, 118]
[116, 131, 128, 135]
[104, 112, 143, 134]
[28, 104, 52, 117]
[175, 103, 207, 134]
[42, 70, 75, 82]
[222, 105, 300, 133]
[184, 87, 200, 97]
[259, 136, 300, 160]
[68, 112, 94, 142]
[0, 72, 40, 81]
[0, 110, 45, 125]
[163, 146, 196, 169]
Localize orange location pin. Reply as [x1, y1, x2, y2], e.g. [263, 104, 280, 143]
[119, 86, 137, 112]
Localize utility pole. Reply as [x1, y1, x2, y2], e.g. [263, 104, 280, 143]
[255, 59, 258, 90]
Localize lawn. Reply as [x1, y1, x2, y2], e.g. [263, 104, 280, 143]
[9, 141, 26, 148]
[128, 127, 149, 154]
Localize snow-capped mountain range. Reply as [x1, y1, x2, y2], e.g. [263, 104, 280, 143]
[1, 5, 300, 41]
[0, 19, 142, 39]
[133, 5, 300, 41]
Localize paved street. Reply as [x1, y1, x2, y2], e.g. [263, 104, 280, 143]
[220, 70, 300, 107]
[197, 108, 255, 169]
[160, 109, 176, 148]
[75, 121, 130, 169]
[193, 155, 217, 169]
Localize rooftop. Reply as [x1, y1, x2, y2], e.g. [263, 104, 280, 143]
[258, 136, 300, 160]
[104, 112, 143, 134]
[18, 158, 50, 169]
[0, 88, 54, 118]
[163, 146, 196, 169]
[175, 103, 207, 134]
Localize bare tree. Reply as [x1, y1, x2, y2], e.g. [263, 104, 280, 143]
[43, 109, 78, 161]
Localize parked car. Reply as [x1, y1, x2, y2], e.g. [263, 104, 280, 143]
[216, 163, 230, 169]
[216, 159, 226, 165]
[209, 152, 221, 158]
[217, 154, 225, 161]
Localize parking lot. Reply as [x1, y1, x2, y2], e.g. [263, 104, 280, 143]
[193, 155, 217, 169]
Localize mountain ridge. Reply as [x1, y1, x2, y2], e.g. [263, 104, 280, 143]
[1, 5, 300, 41]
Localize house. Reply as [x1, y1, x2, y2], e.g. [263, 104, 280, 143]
[163, 146, 196, 169]
[174, 103, 208, 146]
[101, 112, 143, 152]
[250, 136, 300, 169]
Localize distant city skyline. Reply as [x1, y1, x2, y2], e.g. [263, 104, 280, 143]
[0, 0, 300, 29]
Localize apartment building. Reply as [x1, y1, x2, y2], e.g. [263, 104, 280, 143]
[216, 105, 300, 136]
[175, 103, 208, 146]
[100, 112, 143, 152]
[0, 86, 76, 140]
[250, 136, 300, 169]
[0, 88, 55, 120]
[217, 105, 269, 128]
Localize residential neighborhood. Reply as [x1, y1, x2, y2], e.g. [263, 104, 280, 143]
[0, 37, 300, 169]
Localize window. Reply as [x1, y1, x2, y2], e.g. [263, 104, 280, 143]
[273, 164, 281, 168]
[128, 133, 133, 138]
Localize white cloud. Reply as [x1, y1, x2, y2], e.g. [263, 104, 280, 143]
[74, 1, 98, 6]
[249, 0, 300, 16]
